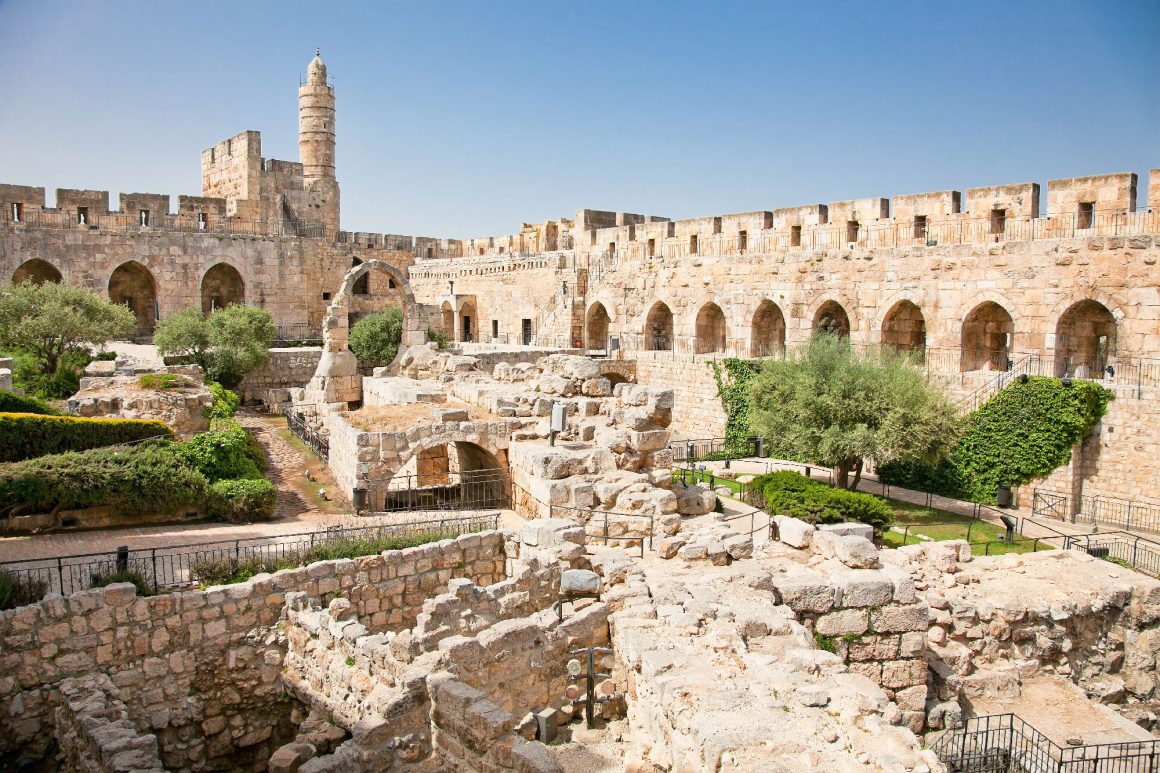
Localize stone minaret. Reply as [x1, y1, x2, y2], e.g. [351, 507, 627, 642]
[298, 49, 340, 232]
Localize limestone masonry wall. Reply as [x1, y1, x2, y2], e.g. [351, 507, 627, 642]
[0, 531, 507, 769]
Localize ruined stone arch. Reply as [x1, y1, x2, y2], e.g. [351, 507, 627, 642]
[643, 300, 674, 351]
[200, 262, 245, 314]
[302, 260, 420, 408]
[960, 300, 1014, 372]
[108, 261, 157, 338]
[694, 301, 727, 354]
[750, 299, 786, 358]
[440, 301, 454, 339]
[1055, 299, 1118, 378]
[586, 301, 611, 349]
[12, 258, 62, 285]
[811, 299, 852, 339]
[880, 299, 927, 354]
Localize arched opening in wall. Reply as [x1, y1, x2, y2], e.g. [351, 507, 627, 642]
[348, 264, 406, 330]
[388, 441, 508, 510]
[881, 301, 927, 356]
[12, 259, 62, 285]
[644, 301, 673, 351]
[586, 302, 611, 350]
[750, 300, 786, 358]
[960, 301, 1014, 372]
[351, 257, 368, 295]
[1055, 300, 1117, 378]
[108, 261, 157, 339]
[201, 263, 245, 315]
[460, 299, 476, 343]
[694, 302, 727, 354]
[813, 300, 851, 339]
[441, 301, 455, 340]
[604, 372, 630, 388]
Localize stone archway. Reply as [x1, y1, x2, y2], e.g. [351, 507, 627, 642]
[881, 300, 927, 354]
[459, 299, 477, 343]
[108, 261, 157, 338]
[694, 302, 727, 354]
[644, 301, 673, 351]
[813, 300, 851, 338]
[441, 301, 455, 340]
[12, 259, 62, 285]
[1056, 300, 1117, 378]
[302, 259, 420, 408]
[586, 302, 611, 350]
[750, 299, 786, 357]
[387, 436, 509, 509]
[201, 263, 245, 314]
[961, 301, 1014, 372]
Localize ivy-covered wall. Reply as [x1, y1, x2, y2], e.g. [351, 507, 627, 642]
[878, 376, 1114, 504]
[708, 358, 760, 449]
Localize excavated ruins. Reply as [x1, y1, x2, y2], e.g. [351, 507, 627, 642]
[6, 309, 1160, 772]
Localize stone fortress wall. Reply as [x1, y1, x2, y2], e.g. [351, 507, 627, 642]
[0, 52, 1157, 510]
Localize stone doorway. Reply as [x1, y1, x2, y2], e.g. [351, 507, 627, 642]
[108, 261, 157, 338]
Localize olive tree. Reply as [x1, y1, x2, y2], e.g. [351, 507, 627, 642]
[154, 305, 274, 388]
[748, 332, 960, 489]
[0, 280, 134, 385]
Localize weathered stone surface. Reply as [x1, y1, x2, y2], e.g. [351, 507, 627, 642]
[774, 515, 816, 549]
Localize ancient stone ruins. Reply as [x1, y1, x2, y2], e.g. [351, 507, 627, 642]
[2, 51, 1160, 771]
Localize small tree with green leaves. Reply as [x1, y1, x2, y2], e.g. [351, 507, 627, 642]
[0, 281, 135, 396]
[154, 305, 275, 388]
[748, 332, 960, 489]
[349, 307, 404, 366]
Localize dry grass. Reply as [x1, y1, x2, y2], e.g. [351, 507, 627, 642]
[342, 399, 501, 432]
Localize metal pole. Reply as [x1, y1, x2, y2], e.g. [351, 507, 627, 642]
[586, 649, 596, 728]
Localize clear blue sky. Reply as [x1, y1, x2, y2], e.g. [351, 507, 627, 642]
[0, 0, 1157, 237]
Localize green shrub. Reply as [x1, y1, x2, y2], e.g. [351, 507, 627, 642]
[0, 388, 59, 415]
[878, 377, 1114, 504]
[188, 530, 457, 586]
[206, 381, 240, 419]
[426, 328, 449, 349]
[753, 470, 894, 532]
[88, 568, 154, 596]
[0, 413, 173, 463]
[349, 307, 404, 366]
[173, 419, 265, 482]
[0, 569, 49, 611]
[205, 478, 277, 523]
[0, 443, 207, 516]
[138, 373, 179, 389]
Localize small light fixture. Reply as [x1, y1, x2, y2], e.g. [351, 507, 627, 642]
[1018, 374, 1029, 384]
[1105, 365, 1115, 378]
[1061, 375, 1073, 387]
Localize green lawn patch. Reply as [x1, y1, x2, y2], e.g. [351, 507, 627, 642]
[881, 496, 1051, 554]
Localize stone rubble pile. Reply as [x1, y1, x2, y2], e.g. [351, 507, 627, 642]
[67, 364, 213, 436]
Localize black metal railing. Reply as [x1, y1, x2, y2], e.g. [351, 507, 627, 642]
[283, 404, 329, 461]
[669, 436, 759, 463]
[0, 513, 500, 597]
[364, 468, 510, 514]
[1033, 488, 1160, 536]
[1061, 531, 1160, 576]
[932, 713, 1160, 771]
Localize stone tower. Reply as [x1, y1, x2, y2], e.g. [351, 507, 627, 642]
[298, 49, 340, 232]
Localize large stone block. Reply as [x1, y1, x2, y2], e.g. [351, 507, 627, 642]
[774, 515, 815, 549]
[833, 570, 894, 608]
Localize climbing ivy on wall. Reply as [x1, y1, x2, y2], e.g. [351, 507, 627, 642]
[878, 376, 1114, 504]
[709, 358, 762, 450]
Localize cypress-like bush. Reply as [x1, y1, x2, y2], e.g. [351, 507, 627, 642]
[0, 413, 173, 463]
[0, 444, 207, 516]
[752, 470, 894, 532]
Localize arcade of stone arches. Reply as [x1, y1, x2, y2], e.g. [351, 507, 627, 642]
[583, 295, 1119, 378]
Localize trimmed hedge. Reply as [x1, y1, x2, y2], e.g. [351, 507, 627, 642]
[0, 389, 60, 416]
[878, 377, 1114, 504]
[753, 470, 894, 532]
[0, 443, 207, 516]
[0, 412, 173, 463]
[205, 478, 277, 523]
